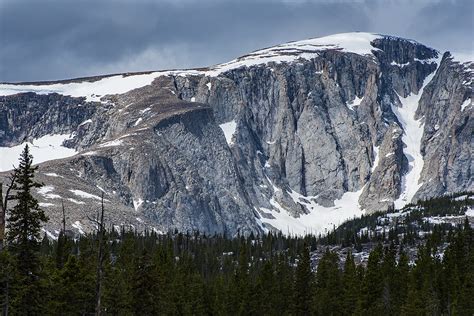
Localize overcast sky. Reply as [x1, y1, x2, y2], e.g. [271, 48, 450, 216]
[0, 0, 472, 82]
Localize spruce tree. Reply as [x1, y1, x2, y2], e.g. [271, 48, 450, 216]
[342, 252, 359, 314]
[131, 249, 160, 315]
[6, 144, 48, 255]
[6, 144, 48, 313]
[293, 243, 313, 315]
[314, 248, 342, 315]
[0, 250, 14, 316]
[363, 243, 384, 314]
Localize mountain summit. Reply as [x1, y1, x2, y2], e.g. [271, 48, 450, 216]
[0, 33, 472, 236]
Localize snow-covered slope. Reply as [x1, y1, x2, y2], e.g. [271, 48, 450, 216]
[391, 62, 440, 209]
[0, 32, 383, 101]
[260, 186, 364, 235]
[0, 134, 77, 172]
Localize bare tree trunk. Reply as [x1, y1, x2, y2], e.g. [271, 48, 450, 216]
[95, 192, 105, 316]
[0, 175, 16, 253]
[0, 183, 4, 253]
[61, 200, 66, 233]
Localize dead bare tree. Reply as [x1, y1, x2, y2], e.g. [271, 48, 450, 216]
[0, 173, 16, 316]
[0, 173, 17, 252]
[56, 200, 68, 269]
[87, 192, 106, 316]
[61, 199, 66, 234]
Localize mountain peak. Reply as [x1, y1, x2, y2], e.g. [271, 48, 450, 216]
[0, 32, 443, 101]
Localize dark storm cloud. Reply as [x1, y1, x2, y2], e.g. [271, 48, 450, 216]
[0, 0, 472, 82]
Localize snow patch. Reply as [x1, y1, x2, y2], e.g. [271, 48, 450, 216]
[133, 198, 144, 211]
[0, 134, 77, 172]
[390, 61, 410, 67]
[72, 221, 85, 235]
[39, 202, 55, 207]
[371, 145, 380, 172]
[78, 119, 92, 127]
[44, 172, 62, 178]
[466, 207, 474, 217]
[206, 82, 212, 90]
[41, 228, 58, 240]
[261, 188, 364, 236]
[461, 98, 471, 111]
[423, 215, 466, 225]
[386, 209, 412, 218]
[219, 120, 237, 145]
[133, 118, 143, 126]
[81, 151, 97, 156]
[454, 195, 469, 201]
[347, 96, 363, 111]
[37, 186, 61, 199]
[0, 71, 188, 102]
[67, 198, 85, 205]
[69, 189, 102, 201]
[140, 107, 152, 114]
[391, 63, 440, 209]
[98, 139, 123, 148]
[204, 32, 381, 76]
[414, 57, 438, 64]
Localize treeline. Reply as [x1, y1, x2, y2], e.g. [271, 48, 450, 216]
[320, 192, 473, 248]
[0, 220, 473, 315]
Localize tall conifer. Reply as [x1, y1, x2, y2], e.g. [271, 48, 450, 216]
[6, 144, 48, 313]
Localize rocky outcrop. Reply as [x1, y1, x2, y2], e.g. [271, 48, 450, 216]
[0, 33, 471, 235]
[415, 53, 473, 199]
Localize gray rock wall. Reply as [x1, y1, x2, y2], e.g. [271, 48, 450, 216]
[0, 35, 471, 235]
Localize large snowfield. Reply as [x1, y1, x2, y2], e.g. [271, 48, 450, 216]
[260, 187, 364, 236]
[0, 134, 77, 172]
[0, 33, 383, 102]
[391, 62, 440, 209]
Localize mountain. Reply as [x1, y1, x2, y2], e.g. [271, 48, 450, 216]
[0, 32, 472, 236]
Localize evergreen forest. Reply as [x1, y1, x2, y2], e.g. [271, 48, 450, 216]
[0, 146, 473, 315]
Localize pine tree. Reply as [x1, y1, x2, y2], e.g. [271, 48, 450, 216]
[6, 144, 48, 314]
[250, 260, 277, 315]
[363, 243, 384, 314]
[274, 253, 293, 315]
[130, 249, 160, 315]
[52, 255, 95, 315]
[394, 248, 409, 312]
[342, 252, 359, 314]
[381, 244, 397, 314]
[0, 250, 14, 316]
[314, 248, 342, 315]
[293, 243, 313, 315]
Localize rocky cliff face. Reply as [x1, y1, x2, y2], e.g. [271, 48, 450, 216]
[0, 33, 472, 236]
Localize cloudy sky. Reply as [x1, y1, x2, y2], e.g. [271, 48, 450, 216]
[0, 0, 472, 82]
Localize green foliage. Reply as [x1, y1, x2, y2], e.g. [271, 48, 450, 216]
[0, 220, 470, 315]
[4, 144, 49, 314]
[293, 244, 314, 315]
[1, 147, 472, 314]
